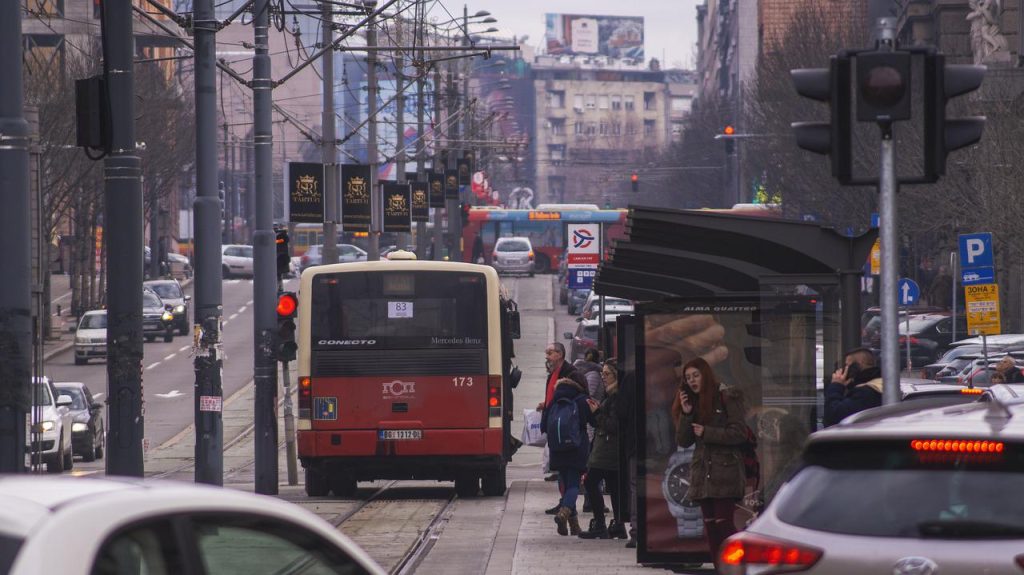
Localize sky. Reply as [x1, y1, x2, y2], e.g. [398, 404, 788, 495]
[428, 0, 700, 69]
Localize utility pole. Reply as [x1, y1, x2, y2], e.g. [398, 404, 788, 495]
[253, 0, 279, 494]
[446, 62, 457, 260]
[395, 7, 409, 249]
[193, 0, 224, 485]
[322, 0, 339, 265]
[0, 0, 31, 473]
[367, 2, 381, 261]
[432, 64, 444, 260]
[105, 0, 145, 477]
[415, 9, 427, 259]
[876, 18, 900, 406]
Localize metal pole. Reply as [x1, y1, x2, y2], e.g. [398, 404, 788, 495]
[253, 0, 279, 494]
[395, 7, 409, 251]
[0, 0, 31, 472]
[281, 360, 298, 485]
[322, 0, 339, 265]
[415, 11, 427, 259]
[950, 251, 957, 341]
[839, 269, 862, 353]
[367, 2, 381, 261]
[905, 311, 912, 373]
[105, 0, 145, 477]
[432, 64, 444, 260]
[193, 0, 224, 485]
[879, 128, 899, 405]
[446, 63, 457, 261]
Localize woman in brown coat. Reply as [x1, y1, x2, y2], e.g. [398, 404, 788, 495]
[674, 357, 747, 566]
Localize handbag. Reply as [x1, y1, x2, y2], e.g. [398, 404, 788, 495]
[520, 408, 547, 447]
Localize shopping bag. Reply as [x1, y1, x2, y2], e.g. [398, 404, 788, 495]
[521, 408, 547, 447]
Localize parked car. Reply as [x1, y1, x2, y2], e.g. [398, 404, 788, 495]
[144, 278, 190, 335]
[74, 310, 107, 366]
[580, 292, 634, 321]
[299, 243, 367, 273]
[871, 313, 954, 368]
[564, 318, 600, 363]
[53, 381, 104, 462]
[567, 288, 589, 315]
[720, 391, 1024, 574]
[221, 244, 254, 278]
[142, 288, 175, 343]
[27, 377, 74, 474]
[491, 237, 535, 276]
[167, 251, 193, 278]
[0, 476, 386, 574]
[919, 343, 1002, 379]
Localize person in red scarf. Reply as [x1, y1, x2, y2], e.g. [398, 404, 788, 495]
[537, 342, 587, 512]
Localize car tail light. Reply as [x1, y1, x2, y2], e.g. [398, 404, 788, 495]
[960, 387, 984, 395]
[719, 532, 823, 575]
[898, 336, 920, 345]
[488, 375, 501, 418]
[911, 439, 1003, 453]
[527, 250, 534, 260]
[298, 376, 312, 419]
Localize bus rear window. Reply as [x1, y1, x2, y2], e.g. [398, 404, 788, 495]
[310, 271, 487, 349]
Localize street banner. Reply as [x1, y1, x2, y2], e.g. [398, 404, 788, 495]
[869, 238, 880, 275]
[457, 156, 472, 185]
[445, 169, 460, 200]
[341, 164, 371, 232]
[428, 172, 446, 207]
[411, 181, 430, 222]
[567, 223, 600, 290]
[287, 162, 324, 223]
[382, 182, 411, 233]
[965, 283, 1001, 335]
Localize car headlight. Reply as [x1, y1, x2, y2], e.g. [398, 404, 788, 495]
[32, 421, 55, 433]
[162, 311, 174, 322]
[174, 305, 185, 313]
[72, 422, 88, 432]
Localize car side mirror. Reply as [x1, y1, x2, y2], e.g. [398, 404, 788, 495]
[91, 402, 103, 410]
[56, 395, 73, 407]
[563, 332, 572, 340]
[508, 309, 521, 339]
[184, 295, 191, 302]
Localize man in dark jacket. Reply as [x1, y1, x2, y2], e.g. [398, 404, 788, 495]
[538, 342, 587, 504]
[540, 377, 591, 536]
[824, 347, 883, 427]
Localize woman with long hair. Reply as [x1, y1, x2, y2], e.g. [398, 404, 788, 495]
[578, 359, 627, 539]
[675, 357, 747, 568]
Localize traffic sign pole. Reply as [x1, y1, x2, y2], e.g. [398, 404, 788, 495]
[880, 128, 899, 405]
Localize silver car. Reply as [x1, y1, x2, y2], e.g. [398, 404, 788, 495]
[299, 244, 367, 274]
[491, 237, 534, 276]
[719, 394, 1024, 574]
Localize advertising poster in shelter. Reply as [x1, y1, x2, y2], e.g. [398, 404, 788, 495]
[636, 296, 820, 564]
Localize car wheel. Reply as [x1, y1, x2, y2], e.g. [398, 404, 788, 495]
[481, 465, 507, 497]
[145, 335, 155, 343]
[74, 356, 86, 366]
[222, 264, 231, 279]
[178, 321, 189, 336]
[330, 471, 357, 498]
[534, 253, 550, 273]
[454, 474, 480, 498]
[164, 330, 173, 343]
[304, 466, 330, 497]
[63, 439, 74, 470]
[95, 431, 104, 460]
[529, 271, 535, 278]
[46, 439, 64, 474]
[82, 433, 97, 462]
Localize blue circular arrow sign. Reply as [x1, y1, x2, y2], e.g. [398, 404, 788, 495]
[897, 277, 920, 306]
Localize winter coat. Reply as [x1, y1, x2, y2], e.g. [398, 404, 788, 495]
[823, 366, 883, 427]
[544, 360, 588, 407]
[675, 388, 747, 501]
[587, 388, 619, 471]
[541, 379, 591, 472]
[574, 359, 605, 402]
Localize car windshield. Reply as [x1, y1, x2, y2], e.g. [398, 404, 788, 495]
[147, 283, 181, 299]
[143, 292, 162, 308]
[32, 384, 52, 406]
[497, 240, 530, 252]
[80, 314, 107, 330]
[776, 441, 1024, 538]
[55, 387, 87, 409]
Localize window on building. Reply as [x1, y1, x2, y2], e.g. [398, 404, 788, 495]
[574, 121, 585, 135]
[671, 96, 692, 114]
[611, 122, 622, 136]
[598, 95, 609, 110]
[548, 176, 566, 203]
[585, 122, 597, 135]
[549, 118, 566, 135]
[584, 94, 597, 110]
[624, 95, 635, 111]
[599, 122, 609, 136]
[573, 94, 584, 111]
[549, 145, 565, 164]
[547, 90, 565, 109]
[611, 95, 621, 110]
[644, 120, 656, 136]
[644, 91, 657, 111]
[23, 35, 64, 78]
[626, 122, 637, 136]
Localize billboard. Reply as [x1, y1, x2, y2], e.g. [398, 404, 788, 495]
[545, 14, 644, 60]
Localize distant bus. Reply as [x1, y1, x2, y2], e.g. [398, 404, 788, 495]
[461, 204, 628, 272]
[296, 255, 520, 498]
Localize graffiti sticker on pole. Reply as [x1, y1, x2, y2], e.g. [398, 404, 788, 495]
[567, 224, 600, 290]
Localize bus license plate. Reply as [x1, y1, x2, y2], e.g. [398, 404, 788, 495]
[379, 429, 422, 440]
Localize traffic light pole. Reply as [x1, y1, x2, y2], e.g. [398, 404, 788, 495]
[321, 0, 338, 266]
[193, 0, 224, 485]
[281, 359, 298, 485]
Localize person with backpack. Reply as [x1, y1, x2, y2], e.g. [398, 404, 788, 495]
[541, 377, 591, 536]
[674, 357, 749, 569]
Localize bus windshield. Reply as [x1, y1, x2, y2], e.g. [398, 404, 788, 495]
[310, 270, 488, 349]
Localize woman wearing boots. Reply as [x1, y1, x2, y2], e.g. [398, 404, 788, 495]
[675, 357, 747, 567]
[579, 359, 627, 540]
[540, 377, 590, 536]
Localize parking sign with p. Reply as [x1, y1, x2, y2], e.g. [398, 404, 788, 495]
[959, 233, 993, 269]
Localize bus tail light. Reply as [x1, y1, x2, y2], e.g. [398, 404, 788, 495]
[488, 375, 502, 418]
[718, 532, 823, 575]
[298, 376, 312, 419]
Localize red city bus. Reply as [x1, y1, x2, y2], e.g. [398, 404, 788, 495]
[296, 254, 521, 498]
[462, 204, 628, 272]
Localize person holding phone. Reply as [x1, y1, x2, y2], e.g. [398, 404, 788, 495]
[823, 347, 883, 427]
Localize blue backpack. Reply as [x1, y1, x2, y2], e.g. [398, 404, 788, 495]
[546, 396, 583, 452]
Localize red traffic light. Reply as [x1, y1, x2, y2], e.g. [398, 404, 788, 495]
[277, 292, 297, 317]
[723, 125, 735, 136]
[630, 172, 638, 183]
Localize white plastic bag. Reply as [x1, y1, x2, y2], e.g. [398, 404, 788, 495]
[521, 408, 546, 447]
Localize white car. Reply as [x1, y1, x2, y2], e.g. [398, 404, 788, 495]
[0, 476, 386, 574]
[579, 291, 634, 321]
[74, 310, 107, 365]
[26, 377, 74, 473]
[221, 244, 254, 278]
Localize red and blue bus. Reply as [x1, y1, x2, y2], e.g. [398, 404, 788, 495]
[461, 204, 628, 272]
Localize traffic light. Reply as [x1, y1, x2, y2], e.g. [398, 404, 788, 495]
[722, 125, 735, 155]
[924, 54, 986, 180]
[855, 51, 912, 122]
[630, 171, 639, 193]
[460, 202, 470, 226]
[275, 228, 290, 278]
[790, 55, 852, 182]
[276, 291, 298, 362]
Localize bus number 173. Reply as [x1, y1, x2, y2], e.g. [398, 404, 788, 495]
[452, 377, 474, 387]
